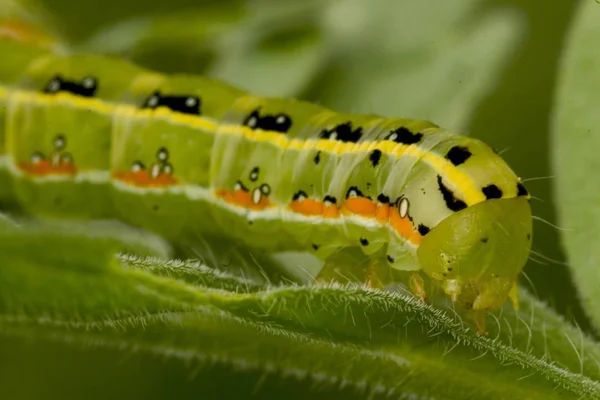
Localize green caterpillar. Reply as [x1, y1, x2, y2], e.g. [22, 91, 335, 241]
[0, 35, 532, 332]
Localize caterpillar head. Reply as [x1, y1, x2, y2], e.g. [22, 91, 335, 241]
[416, 196, 532, 311]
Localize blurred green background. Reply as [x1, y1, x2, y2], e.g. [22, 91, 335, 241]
[0, 0, 589, 398]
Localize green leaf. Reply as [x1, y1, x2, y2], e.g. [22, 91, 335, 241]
[1, 224, 599, 399]
[551, 1, 600, 329]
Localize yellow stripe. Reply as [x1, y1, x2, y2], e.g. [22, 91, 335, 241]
[219, 125, 486, 205]
[6, 87, 486, 205]
[10, 90, 115, 114]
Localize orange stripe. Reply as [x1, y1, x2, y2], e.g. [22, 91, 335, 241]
[289, 198, 323, 216]
[214, 189, 271, 211]
[341, 197, 378, 217]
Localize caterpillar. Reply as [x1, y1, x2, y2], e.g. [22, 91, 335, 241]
[0, 33, 532, 332]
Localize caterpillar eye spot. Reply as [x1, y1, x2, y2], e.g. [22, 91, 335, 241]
[233, 180, 248, 192]
[398, 197, 410, 218]
[81, 77, 96, 89]
[247, 116, 257, 127]
[346, 186, 364, 199]
[323, 195, 337, 206]
[157, 147, 169, 161]
[54, 135, 66, 150]
[260, 184, 270, 195]
[46, 78, 62, 93]
[30, 152, 45, 163]
[185, 97, 197, 107]
[61, 153, 73, 164]
[268, 114, 291, 132]
[251, 187, 262, 205]
[148, 96, 159, 107]
[249, 167, 260, 181]
[131, 161, 145, 172]
[150, 164, 161, 179]
[144, 91, 161, 108]
[163, 163, 173, 175]
[292, 190, 308, 201]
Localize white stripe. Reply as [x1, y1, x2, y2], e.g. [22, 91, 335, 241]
[1, 157, 414, 246]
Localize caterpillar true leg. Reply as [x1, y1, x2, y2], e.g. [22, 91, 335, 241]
[364, 256, 386, 290]
[508, 282, 520, 311]
[409, 272, 428, 302]
[315, 248, 369, 286]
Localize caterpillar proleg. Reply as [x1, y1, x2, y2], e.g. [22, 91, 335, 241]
[0, 35, 533, 332]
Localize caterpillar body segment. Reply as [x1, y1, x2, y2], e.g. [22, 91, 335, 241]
[0, 38, 533, 331]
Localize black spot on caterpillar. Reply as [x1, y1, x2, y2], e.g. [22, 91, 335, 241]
[377, 193, 390, 203]
[346, 186, 367, 199]
[437, 175, 467, 212]
[44, 75, 97, 97]
[517, 182, 529, 197]
[418, 224, 430, 236]
[385, 127, 423, 144]
[369, 149, 382, 167]
[142, 91, 201, 115]
[446, 146, 472, 166]
[320, 121, 363, 143]
[292, 190, 308, 201]
[323, 195, 337, 205]
[243, 108, 292, 133]
[482, 184, 503, 199]
[313, 151, 321, 165]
